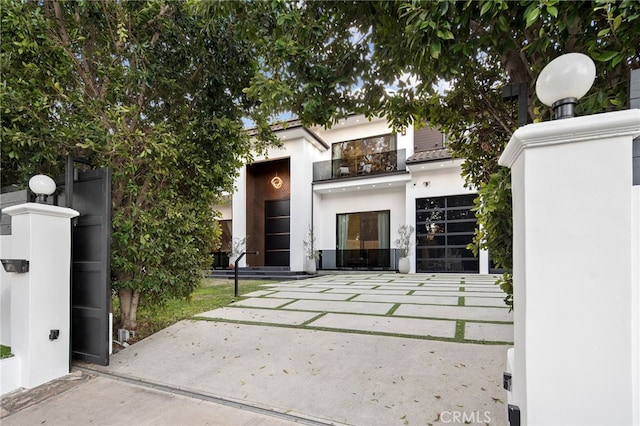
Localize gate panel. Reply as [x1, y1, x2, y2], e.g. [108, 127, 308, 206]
[67, 166, 111, 366]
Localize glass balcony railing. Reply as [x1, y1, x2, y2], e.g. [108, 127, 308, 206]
[313, 149, 406, 182]
[317, 249, 406, 270]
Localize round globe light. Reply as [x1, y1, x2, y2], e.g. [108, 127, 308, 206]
[29, 174, 56, 203]
[536, 53, 596, 107]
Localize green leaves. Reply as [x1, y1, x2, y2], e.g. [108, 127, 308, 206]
[2, 0, 279, 324]
[430, 39, 442, 59]
[523, 3, 540, 28]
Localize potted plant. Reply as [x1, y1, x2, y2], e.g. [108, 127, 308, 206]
[303, 225, 318, 274]
[395, 225, 414, 274]
[228, 237, 246, 268]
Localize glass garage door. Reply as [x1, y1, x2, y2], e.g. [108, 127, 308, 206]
[415, 194, 479, 273]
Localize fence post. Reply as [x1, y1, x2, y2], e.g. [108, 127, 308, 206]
[499, 109, 640, 425]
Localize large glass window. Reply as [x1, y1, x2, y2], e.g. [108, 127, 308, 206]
[332, 134, 397, 176]
[337, 210, 390, 250]
[336, 210, 390, 269]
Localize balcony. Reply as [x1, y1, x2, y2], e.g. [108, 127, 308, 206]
[313, 149, 406, 182]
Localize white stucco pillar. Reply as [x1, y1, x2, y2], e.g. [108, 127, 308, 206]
[232, 166, 248, 267]
[2, 203, 79, 390]
[499, 109, 640, 425]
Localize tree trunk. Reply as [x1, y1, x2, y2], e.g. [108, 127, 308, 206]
[119, 288, 140, 330]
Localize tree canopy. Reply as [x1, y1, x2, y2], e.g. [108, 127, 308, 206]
[1, 0, 277, 328]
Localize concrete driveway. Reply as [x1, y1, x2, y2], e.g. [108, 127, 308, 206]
[206, 273, 513, 344]
[4, 273, 513, 426]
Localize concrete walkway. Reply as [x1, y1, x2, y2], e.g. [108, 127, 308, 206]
[2, 273, 513, 425]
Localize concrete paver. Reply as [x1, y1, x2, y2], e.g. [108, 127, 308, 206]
[465, 322, 515, 343]
[351, 293, 459, 306]
[324, 288, 410, 295]
[229, 297, 295, 309]
[197, 307, 318, 325]
[284, 299, 395, 315]
[308, 312, 456, 338]
[395, 303, 513, 323]
[464, 297, 510, 307]
[266, 291, 354, 301]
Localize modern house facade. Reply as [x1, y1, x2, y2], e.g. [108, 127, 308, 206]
[214, 114, 490, 274]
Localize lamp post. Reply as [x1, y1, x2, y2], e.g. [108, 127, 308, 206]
[501, 52, 640, 425]
[535, 52, 596, 120]
[28, 174, 56, 204]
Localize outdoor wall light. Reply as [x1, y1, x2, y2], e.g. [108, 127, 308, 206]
[536, 53, 596, 120]
[1, 259, 29, 273]
[29, 174, 56, 204]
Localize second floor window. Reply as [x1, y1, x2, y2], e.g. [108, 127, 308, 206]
[331, 134, 396, 176]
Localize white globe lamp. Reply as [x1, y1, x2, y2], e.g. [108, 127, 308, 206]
[536, 53, 596, 120]
[29, 174, 57, 203]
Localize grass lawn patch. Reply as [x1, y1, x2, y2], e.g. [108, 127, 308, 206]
[1, 345, 12, 359]
[112, 278, 278, 343]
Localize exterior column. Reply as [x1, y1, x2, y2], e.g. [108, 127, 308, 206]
[3, 203, 79, 389]
[499, 109, 640, 425]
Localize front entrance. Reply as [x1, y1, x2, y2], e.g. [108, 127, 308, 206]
[246, 158, 290, 266]
[415, 194, 479, 273]
[264, 199, 290, 266]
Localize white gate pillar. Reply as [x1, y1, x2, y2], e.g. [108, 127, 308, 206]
[3, 202, 79, 390]
[499, 109, 640, 425]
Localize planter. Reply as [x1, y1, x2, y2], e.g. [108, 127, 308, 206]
[398, 257, 410, 274]
[305, 258, 317, 275]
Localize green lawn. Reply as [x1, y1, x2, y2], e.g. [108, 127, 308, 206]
[113, 278, 276, 342]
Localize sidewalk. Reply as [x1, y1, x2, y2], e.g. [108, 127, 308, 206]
[2, 273, 512, 425]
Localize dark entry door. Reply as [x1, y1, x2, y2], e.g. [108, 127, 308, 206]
[264, 200, 290, 266]
[65, 160, 112, 366]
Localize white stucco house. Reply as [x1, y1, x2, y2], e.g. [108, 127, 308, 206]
[214, 114, 490, 274]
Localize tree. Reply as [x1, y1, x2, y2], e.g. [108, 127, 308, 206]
[207, 0, 640, 308]
[1, 0, 277, 328]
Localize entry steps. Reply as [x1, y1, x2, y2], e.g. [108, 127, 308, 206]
[207, 267, 399, 281]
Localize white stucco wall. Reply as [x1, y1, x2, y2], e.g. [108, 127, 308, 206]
[214, 200, 232, 220]
[315, 187, 406, 252]
[1, 234, 12, 347]
[231, 130, 327, 269]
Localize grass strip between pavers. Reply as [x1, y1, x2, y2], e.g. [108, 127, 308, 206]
[455, 320, 466, 340]
[385, 303, 402, 316]
[192, 315, 512, 345]
[193, 306, 513, 345]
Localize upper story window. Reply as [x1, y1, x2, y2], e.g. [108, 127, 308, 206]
[332, 134, 396, 161]
[330, 134, 397, 177]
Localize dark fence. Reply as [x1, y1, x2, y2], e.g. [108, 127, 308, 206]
[318, 249, 405, 271]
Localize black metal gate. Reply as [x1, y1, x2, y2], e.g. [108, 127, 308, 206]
[64, 158, 112, 366]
